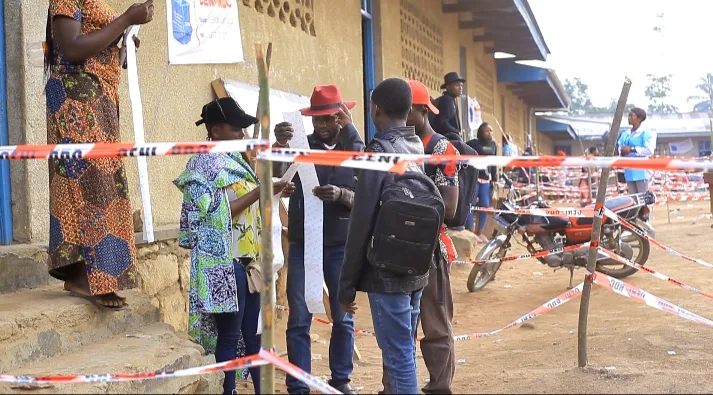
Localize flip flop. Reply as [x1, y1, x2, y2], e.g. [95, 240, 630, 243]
[68, 291, 128, 311]
[63, 285, 127, 302]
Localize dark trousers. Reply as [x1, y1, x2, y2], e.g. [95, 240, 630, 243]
[286, 243, 356, 394]
[214, 259, 262, 395]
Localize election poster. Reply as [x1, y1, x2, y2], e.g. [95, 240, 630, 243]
[166, 0, 244, 64]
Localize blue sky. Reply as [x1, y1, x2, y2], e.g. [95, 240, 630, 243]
[528, 0, 713, 112]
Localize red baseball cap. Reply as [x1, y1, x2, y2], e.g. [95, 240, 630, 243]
[407, 80, 439, 115]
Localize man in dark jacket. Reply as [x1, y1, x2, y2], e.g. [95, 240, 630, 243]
[432, 72, 466, 140]
[273, 85, 364, 395]
[339, 78, 427, 394]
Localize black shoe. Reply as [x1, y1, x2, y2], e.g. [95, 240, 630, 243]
[334, 383, 358, 394]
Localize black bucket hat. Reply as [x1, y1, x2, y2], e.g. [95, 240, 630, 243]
[441, 72, 466, 89]
[195, 97, 258, 129]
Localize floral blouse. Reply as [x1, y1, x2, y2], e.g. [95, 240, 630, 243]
[227, 161, 262, 259]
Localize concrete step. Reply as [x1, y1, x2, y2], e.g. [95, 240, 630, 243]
[0, 284, 159, 373]
[0, 323, 222, 394]
[0, 245, 53, 294]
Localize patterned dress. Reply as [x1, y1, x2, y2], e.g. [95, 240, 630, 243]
[46, 0, 137, 295]
[174, 152, 261, 381]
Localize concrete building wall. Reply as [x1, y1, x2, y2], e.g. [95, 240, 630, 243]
[375, 0, 532, 152]
[5, 0, 543, 243]
[5, 0, 363, 242]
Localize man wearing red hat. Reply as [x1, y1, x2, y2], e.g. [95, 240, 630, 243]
[407, 79, 458, 394]
[273, 85, 364, 395]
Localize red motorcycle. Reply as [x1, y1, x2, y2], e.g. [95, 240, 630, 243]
[467, 174, 655, 291]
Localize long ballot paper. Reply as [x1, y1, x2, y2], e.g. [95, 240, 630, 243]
[283, 112, 325, 314]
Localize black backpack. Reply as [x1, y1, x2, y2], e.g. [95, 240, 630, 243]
[424, 133, 479, 228]
[366, 138, 445, 276]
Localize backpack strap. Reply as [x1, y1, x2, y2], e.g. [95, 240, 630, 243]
[371, 137, 395, 154]
[424, 133, 446, 155]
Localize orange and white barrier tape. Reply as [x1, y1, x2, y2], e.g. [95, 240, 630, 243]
[603, 208, 713, 269]
[278, 283, 582, 342]
[472, 206, 595, 218]
[261, 149, 713, 172]
[453, 283, 583, 340]
[0, 350, 341, 394]
[592, 271, 713, 328]
[452, 242, 590, 266]
[258, 349, 341, 394]
[597, 248, 713, 300]
[0, 140, 268, 159]
[0, 355, 267, 385]
[2, 141, 713, 174]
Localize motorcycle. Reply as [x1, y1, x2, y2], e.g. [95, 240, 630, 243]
[467, 173, 655, 292]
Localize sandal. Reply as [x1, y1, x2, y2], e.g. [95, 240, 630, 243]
[67, 289, 128, 311]
[64, 283, 127, 302]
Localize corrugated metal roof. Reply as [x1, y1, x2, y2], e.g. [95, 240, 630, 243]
[539, 113, 713, 140]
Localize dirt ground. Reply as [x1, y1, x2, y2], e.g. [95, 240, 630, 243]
[243, 200, 713, 394]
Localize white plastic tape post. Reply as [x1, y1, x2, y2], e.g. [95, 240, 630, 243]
[283, 112, 325, 314]
[126, 25, 155, 243]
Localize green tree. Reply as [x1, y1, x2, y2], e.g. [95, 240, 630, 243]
[645, 74, 678, 114]
[687, 73, 713, 113]
[564, 77, 593, 115]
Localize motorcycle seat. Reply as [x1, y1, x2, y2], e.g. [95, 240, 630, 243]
[605, 196, 635, 212]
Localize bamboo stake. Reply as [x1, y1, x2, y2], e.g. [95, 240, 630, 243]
[253, 42, 273, 140]
[256, 43, 275, 395]
[577, 77, 632, 368]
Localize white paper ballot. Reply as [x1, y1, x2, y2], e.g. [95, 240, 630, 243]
[283, 111, 325, 314]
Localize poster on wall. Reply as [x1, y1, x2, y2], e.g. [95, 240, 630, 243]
[669, 138, 694, 155]
[166, 0, 244, 64]
[467, 96, 482, 141]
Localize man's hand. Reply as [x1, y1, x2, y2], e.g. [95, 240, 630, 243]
[281, 181, 295, 198]
[332, 103, 353, 128]
[341, 302, 357, 315]
[313, 185, 342, 202]
[620, 146, 632, 155]
[274, 122, 294, 146]
[273, 180, 293, 195]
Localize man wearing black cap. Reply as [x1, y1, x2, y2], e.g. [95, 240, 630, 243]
[432, 72, 466, 140]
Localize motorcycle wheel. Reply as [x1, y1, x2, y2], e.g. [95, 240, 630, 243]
[467, 234, 508, 292]
[595, 229, 650, 278]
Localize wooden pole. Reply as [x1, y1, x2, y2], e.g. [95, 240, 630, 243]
[577, 77, 632, 368]
[253, 42, 273, 140]
[256, 44, 275, 395]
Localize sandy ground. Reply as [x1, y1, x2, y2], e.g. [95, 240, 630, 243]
[240, 200, 713, 394]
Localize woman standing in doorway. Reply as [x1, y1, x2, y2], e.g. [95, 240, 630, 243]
[466, 122, 498, 243]
[45, 0, 154, 309]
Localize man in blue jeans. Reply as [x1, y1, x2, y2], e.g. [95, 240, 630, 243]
[273, 85, 364, 394]
[339, 78, 429, 394]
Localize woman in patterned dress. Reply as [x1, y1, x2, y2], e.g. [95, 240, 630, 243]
[174, 97, 293, 395]
[44, 0, 154, 310]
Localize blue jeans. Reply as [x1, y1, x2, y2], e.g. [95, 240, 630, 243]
[370, 290, 423, 394]
[466, 181, 491, 232]
[214, 259, 261, 395]
[286, 243, 355, 394]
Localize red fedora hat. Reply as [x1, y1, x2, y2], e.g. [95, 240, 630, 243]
[300, 85, 356, 117]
